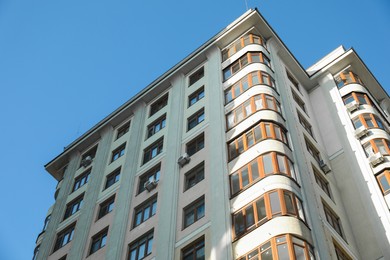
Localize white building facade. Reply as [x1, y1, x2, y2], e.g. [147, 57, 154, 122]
[34, 9, 390, 260]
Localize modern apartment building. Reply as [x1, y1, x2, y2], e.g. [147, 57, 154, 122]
[33, 9, 390, 260]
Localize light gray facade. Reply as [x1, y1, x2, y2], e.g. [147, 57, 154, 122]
[34, 9, 390, 260]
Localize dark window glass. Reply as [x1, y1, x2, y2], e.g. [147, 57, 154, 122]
[188, 87, 205, 107]
[181, 237, 205, 260]
[105, 168, 121, 190]
[111, 143, 126, 162]
[89, 228, 108, 255]
[53, 224, 76, 252]
[63, 194, 84, 220]
[73, 170, 91, 192]
[189, 67, 204, 86]
[147, 115, 166, 138]
[184, 197, 205, 228]
[143, 138, 163, 164]
[117, 121, 130, 139]
[133, 196, 158, 227]
[128, 230, 154, 260]
[150, 94, 168, 117]
[98, 196, 115, 219]
[186, 133, 205, 156]
[188, 109, 205, 131]
[185, 162, 205, 191]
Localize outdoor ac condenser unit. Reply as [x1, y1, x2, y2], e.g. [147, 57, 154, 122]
[144, 177, 158, 192]
[178, 153, 191, 167]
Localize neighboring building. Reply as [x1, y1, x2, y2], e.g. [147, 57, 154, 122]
[34, 9, 390, 260]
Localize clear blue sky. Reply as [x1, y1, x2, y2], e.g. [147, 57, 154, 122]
[0, 0, 388, 259]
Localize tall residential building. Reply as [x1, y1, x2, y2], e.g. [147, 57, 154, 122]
[34, 9, 390, 260]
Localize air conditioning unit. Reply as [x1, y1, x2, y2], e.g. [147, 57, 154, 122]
[346, 100, 360, 113]
[369, 152, 384, 167]
[178, 153, 191, 167]
[144, 177, 158, 192]
[80, 156, 93, 167]
[354, 127, 369, 139]
[319, 160, 331, 174]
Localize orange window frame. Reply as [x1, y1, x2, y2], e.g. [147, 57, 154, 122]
[377, 170, 390, 194]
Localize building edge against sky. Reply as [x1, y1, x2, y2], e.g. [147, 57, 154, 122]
[34, 8, 390, 260]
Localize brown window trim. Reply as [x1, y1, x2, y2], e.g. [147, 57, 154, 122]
[228, 121, 289, 160]
[237, 234, 314, 260]
[376, 169, 390, 195]
[230, 152, 296, 196]
[222, 33, 267, 61]
[226, 94, 281, 130]
[232, 189, 305, 240]
[224, 70, 276, 104]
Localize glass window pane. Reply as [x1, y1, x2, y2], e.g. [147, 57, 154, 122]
[225, 90, 233, 103]
[236, 108, 244, 122]
[234, 84, 241, 97]
[242, 78, 249, 91]
[294, 245, 306, 260]
[265, 124, 271, 137]
[254, 126, 262, 141]
[263, 153, 273, 175]
[231, 173, 240, 194]
[143, 207, 150, 221]
[277, 244, 289, 260]
[241, 168, 249, 187]
[379, 174, 390, 192]
[262, 74, 269, 85]
[269, 192, 281, 214]
[251, 53, 260, 62]
[296, 199, 306, 221]
[284, 192, 295, 214]
[196, 246, 205, 260]
[375, 140, 387, 154]
[185, 211, 195, 226]
[274, 126, 282, 140]
[232, 62, 240, 73]
[237, 138, 244, 153]
[197, 204, 205, 218]
[234, 212, 245, 236]
[255, 96, 263, 110]
[147, 237, 153, 255]
[246, 132, 254, 148]
[364, 115, 374, 127]
[248, 249, 259, 260]
[138, 243, 146, 259]
[241, 55, 249, 67]
[266, 96, 274, 109]
[198, 113, 204, 123]
[353, 118, 362, 129]
[129, 250, 137, 260]
[245, 101, 252, 116]
[357, 94, 367, 104]
[246, 205, 255, 228]
[152, 201, 157, 215]
[261, 248, 273, 260]
[277, 155, 287, 174]
[343, 94, 354, 104]
[227, 113, 235, 128]
[229, 142, 238, 159]
[364, 143, 374, 157]
[251, 161, 259, 180]
[256, 198, 267, 222]
[376, 117, 384, 129]
[252, 73, 259, 85]
[223, 69, 231, 80]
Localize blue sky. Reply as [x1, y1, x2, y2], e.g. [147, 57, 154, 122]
[0, 0, 388, 259]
